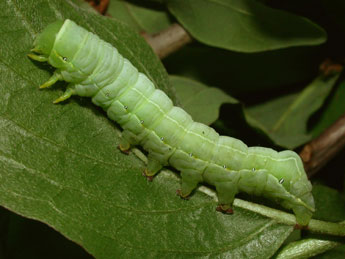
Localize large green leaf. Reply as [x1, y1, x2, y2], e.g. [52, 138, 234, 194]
[0, 0, 295, 257]
[166, 0, 327, 52]
[245, 73, 340, 149]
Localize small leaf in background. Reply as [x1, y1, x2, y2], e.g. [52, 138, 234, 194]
[164, 45, 322, 96]
[166, 0, 327, 52]
[275, 238, 345, 259]
[311, 79, 345, 138]
[245, 73, 341, 149]
[107, 0, 172, 34]
[170, 75, 239, 125]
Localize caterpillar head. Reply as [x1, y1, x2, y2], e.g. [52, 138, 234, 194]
[32, 21, 64, 57]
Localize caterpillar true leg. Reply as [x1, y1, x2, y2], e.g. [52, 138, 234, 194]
[40, 72, 62, 89]
[53, 86, 76, 104]
[27, 53, 48, 62]
[28, 54, 61, 85]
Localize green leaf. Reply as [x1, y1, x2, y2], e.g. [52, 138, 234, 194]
[311, 79, 345, 138]
[0, 0, 295, 257]
[312, 185, 345, 223]
[275, 237, 345, 259]
[276, 184, 345, 259]
[164, 45, 322, 96]
[170, 75, 239, 125]
[166, 0, 327, 52]
[315, 245, 345, 259]
[245, 73, 341, 149]
[107, 0, 172, 34]
[275, 185, 345, 259]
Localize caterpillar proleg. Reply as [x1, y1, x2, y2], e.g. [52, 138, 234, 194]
[28, 19, 315, 226]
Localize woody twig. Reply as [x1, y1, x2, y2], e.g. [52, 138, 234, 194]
[300, 60, 345, 177]
[141, 23, 193, 59]
[300, 113, 345, 177]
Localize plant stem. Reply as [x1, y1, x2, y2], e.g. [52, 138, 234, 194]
[233, 198, 345, 236]
[300, 113, 345, 177]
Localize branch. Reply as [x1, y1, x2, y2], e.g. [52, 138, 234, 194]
[141, 23, 193, 59]
[232, 198, 345, 236]
[90, 0, 192, 58]
[300, 113, 345, 177]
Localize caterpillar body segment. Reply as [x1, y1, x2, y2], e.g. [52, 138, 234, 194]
[29, 19, 315, 226]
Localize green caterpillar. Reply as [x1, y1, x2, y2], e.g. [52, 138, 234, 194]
[28, 19, 315, 226]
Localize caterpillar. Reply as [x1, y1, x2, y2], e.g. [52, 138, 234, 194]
[28, 19, 315, 226]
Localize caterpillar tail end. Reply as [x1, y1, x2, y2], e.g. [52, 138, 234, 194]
[293, 206, 313, 227]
